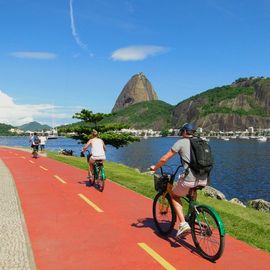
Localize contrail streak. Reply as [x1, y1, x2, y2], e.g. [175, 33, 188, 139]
[69, 0, 92, 55]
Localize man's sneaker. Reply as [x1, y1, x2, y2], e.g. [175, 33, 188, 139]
[176, 222, 191, 238]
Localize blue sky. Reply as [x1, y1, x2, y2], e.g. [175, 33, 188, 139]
[1, 0, 270, 126]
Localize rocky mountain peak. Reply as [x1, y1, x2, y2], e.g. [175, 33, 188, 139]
[112, 72, 158, 112]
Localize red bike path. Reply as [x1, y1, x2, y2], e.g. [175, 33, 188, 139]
[1, 147, 269, 270]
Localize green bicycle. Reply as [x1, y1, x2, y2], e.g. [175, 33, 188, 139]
[152, 165, 225, 261]
[82, 150, 106, 192]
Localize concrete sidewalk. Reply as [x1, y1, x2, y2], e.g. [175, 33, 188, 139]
[0, 159, 36, 270]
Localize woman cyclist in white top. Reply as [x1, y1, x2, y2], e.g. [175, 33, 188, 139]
[82, 129, 106, 180]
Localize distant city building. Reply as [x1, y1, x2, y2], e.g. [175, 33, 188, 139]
[248, 127, 254, 133]
[9, 128, 24, 134]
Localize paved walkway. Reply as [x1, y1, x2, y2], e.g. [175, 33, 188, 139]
[0, 159, 36, 270]
[0, 146, 269, 270]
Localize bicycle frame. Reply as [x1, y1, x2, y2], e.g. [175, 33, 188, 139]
[193, 203, 225, 236]
[153, 165, 225, 261]
[159, 165, 225, 236]
[93, 162, 106, 180]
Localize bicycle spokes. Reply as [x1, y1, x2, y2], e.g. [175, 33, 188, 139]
[191, 206, 225, 261]
[153, 193, 176, 236]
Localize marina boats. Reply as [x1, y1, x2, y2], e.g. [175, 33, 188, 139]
[47, 128, 59, 139]
[257, 136, 267, 142]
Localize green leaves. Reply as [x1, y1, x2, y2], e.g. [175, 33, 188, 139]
[67, 109, 139, 148]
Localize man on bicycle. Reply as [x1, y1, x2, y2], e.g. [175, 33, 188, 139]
[29, 132, 40, 155]
[82, 129, 106, 180]
[150, 123, 208, 238]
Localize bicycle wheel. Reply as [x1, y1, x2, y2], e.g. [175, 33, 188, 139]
[153, 192, 176, 236]
[190, 205, 225, 261]
[96, 167, 105, 192]
[88, 173, 95, 186]
[32, 150, 38, 158]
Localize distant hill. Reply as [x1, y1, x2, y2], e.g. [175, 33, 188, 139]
[0, 123, 14, 135]
[102, 100, 173, 130]
[172, 77, 270, 131]
[60, 76, 270, 132]
[18, 121, 51, 132]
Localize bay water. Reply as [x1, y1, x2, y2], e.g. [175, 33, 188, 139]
[1, 136, 269, 203]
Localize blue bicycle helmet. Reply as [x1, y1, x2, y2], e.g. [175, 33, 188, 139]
[179, 123, 196, 134]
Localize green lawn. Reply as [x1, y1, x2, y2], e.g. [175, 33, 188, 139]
[48, 151, 270, 252]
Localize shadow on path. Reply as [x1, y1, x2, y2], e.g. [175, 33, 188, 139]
[131, 217, 205, 261]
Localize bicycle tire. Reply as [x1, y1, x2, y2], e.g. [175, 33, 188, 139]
[190, 205, 225, 261]
[153, 192, 176, 236]
[88, 174, 95, 186]
[32, 150, 38, 159]
[96, 167, 105, 192]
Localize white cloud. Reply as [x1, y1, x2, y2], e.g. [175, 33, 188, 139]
[69, 0, 93, 57]
[11, 51, 57, 60]
[111, 45, 168, 61]
[0, 90, 78, 126]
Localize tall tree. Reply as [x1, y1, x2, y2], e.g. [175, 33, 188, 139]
[60, 109, 139, 148]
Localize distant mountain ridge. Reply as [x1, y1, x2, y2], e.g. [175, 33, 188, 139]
[106, 76, 270, 131]
[172, 77, 270, 131]
[17, 121, 51, 132]
[0, 123, 14, 135]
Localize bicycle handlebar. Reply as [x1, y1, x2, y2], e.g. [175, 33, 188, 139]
[159, 165, 183, 181]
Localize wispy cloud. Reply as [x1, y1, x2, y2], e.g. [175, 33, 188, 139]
[111, 45, 168, 61]
[11, 51, 56, 60]
[0, 90, 80, 126]
[69, 0, 93, 56]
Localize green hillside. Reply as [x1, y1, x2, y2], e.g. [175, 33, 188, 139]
[0, 123, 14, 135]
[100, 100, 174, 130]
[172, 77, 270, 130]
[18, 121, 51, 131]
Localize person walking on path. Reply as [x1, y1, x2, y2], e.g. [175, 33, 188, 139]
[39, 135, 47, 152]
[150, 123, 208, 238]
[82, 129, 106, 180]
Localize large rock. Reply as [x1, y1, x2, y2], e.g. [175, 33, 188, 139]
[112, 72, 158, 112]
[247, 199, 270, 213]
[202, 186, 226, 200]
[230, 198, 246, 207]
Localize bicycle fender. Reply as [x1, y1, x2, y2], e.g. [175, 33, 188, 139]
[196, 204, 226, 236]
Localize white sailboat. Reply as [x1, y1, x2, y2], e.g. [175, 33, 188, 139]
[47, 105, 59, 139]
[47, 128, 58, 139]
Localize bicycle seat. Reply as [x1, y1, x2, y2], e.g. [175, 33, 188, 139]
[188, 186, 205, 200]
[190, 185, 205, 191]
[95, 160, 104, 166]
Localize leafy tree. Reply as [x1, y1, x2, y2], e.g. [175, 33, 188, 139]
[65, 109, 139, 148]
[160, 129, 169, 137]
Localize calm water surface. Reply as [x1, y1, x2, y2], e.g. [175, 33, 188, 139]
[1, 136, 269, 203]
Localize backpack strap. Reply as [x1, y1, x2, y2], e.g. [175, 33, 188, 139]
[180, 137, 192, 176]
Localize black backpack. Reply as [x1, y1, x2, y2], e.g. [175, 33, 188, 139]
[183, 137, 213, 176]
[33, 136, 40, 144]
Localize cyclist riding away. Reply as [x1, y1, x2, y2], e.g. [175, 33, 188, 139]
[150, 123, 208, 238]
[82, 129, 106, 181]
